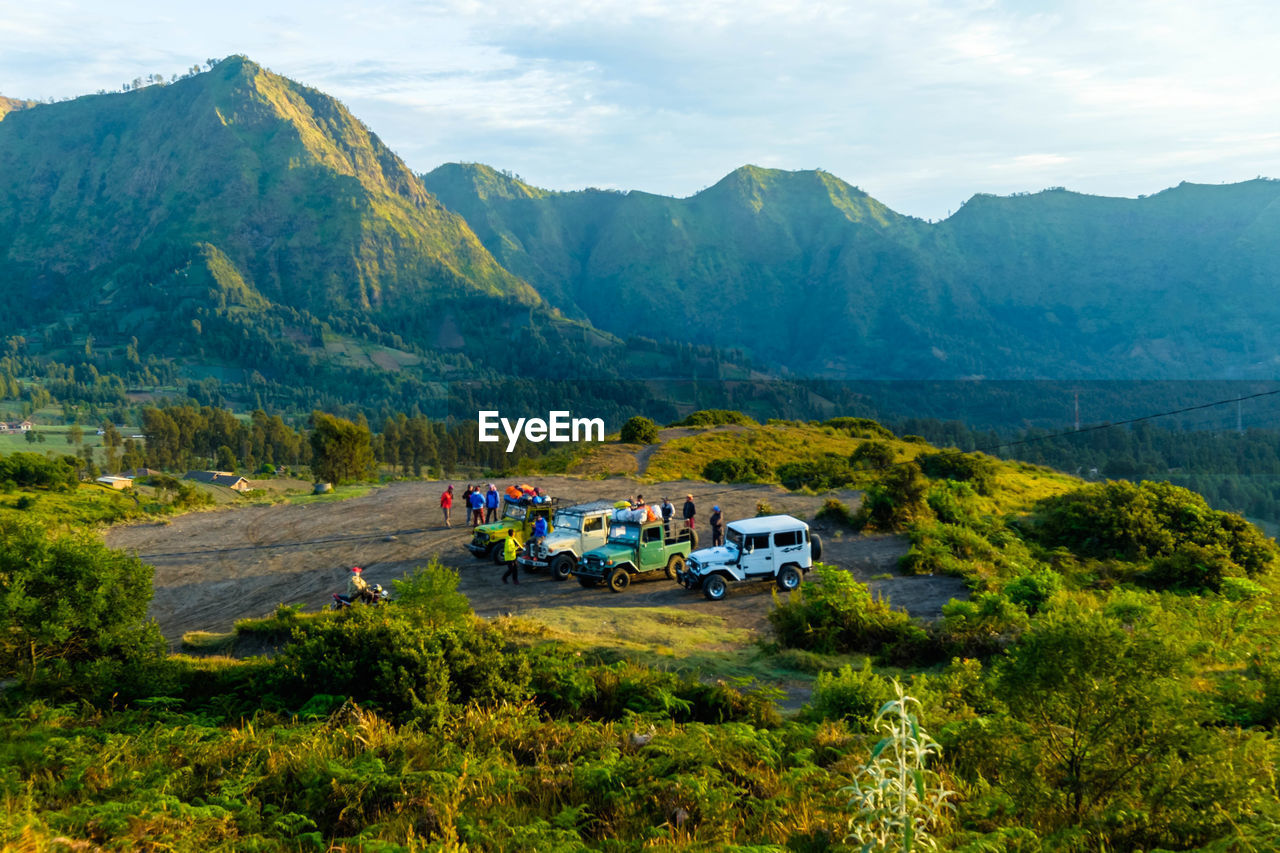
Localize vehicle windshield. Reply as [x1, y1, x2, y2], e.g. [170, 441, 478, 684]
[503, 503, 527, 521]
[553, 512, 582, 532]
[608, 523, 640, 544]
[725, 528, 744, 550]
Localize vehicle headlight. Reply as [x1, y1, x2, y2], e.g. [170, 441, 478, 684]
[605, 559, 614, 566]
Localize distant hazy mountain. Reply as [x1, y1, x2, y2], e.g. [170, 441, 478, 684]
[425, 163, 1280, 379]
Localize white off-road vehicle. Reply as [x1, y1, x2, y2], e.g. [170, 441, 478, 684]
[516, 499, 616, 580]
[676, 514, 821, 601]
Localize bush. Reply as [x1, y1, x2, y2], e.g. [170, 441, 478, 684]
[777, 455, 856, 490]
[768, 564, 921, 655]
[809, 659, 895, 724]
[937, 592, 1030, 657]
[850, 440, 896, 470]
[917, 450, 998, 495]
[703, 455, 772, 483]
[816, 498, 860, 529]
[1003, 569, 1062, 613]
[856, 463, 930, 532]
[268, 609, 529, 725]
[669, 409, 757, 428]
[824, 417, 894, 439]
[1141, 545, 1236, 593]
[0, 518, 164, 695]
[619, 415, 659, 444]
[1030, 480, 1278, 577]
[392, 559, 473, 627]
[0, 452, 79, 491]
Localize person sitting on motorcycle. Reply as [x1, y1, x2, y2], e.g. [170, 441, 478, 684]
[344, 565, 375, 605]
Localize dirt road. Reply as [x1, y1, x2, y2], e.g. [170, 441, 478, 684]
[104, 476, 967, 645]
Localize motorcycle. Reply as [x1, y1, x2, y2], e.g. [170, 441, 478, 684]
[330, 584, 390, 610]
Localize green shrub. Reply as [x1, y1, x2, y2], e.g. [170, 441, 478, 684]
[0, 518, 164, 696]
[778, 455, 856, 490]
[850, 440, 896, 470]
[937, 592, 1031, 657]
[1003, 568, 1062, 613]
[926, 480, 978, 525]
[669, 409, 757, 428]
[855, 463, 930, 532]
[268, 609, 529, 724]
[824, 417, 894, 439]
[703, 455, 772, 483]
[809, 659, 895, 725]
[392, 559, 472, 627]
[1030, 480, 1277, 577]
[917, 450, 998, 495]
[0, 452, 79, 491]
[619, 415, 659, 444]
[768, 564, 920, 655]
[1141, 544, 1236, 593]
[816, 498, 861, 529]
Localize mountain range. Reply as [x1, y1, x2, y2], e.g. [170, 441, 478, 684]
[3, 55, 1280, 420]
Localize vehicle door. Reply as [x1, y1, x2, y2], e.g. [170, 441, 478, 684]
[739, 532, 774, 576]
[638, 524, 665, 569]
[582, 514, 607, 551]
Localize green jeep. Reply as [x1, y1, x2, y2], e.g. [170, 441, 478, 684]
[572, 519, 697, 593]
[465, 498, 556, 563]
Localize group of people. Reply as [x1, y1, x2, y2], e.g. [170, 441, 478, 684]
[438, 483, 549, 528]
[611, 493, 723, 544]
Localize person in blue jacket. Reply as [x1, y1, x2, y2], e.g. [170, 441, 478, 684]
[468, 487, 485, 527]
[485, 484, 499, 522]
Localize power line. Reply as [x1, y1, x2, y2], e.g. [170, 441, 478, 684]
[973, 387, 1280, 456]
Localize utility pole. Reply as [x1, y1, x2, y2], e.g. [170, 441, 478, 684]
[1074, 391, 1080, 431]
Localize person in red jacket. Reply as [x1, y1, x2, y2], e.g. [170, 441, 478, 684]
[440, 484, 454, 528]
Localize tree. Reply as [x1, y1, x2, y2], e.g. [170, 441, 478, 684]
[0, 519, 163, 691]
[990, 606, 1200, 835]
[66, 424, 82, 446]
[620, 415, 659, 444]
[310, 411, 374, 484]
[851, 439, 896, 470]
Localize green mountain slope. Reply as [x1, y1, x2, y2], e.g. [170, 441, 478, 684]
[425, 164, 1280, 378]
[0, 56, 533, 320]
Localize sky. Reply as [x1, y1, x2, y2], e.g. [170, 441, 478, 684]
[2, 0, 1278, 221]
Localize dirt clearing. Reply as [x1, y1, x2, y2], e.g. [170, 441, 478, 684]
[104, 476, 967, 646]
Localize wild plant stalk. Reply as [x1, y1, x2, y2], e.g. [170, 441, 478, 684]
[843, 680, 953, 853]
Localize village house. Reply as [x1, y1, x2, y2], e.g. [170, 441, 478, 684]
[184, 470, 253, 492]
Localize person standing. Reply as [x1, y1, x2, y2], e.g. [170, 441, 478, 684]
[440, 484, 454, 527]
[661, 497, 675, 536]
[710, 505, 724, 547]
[501, 535, 520, 584]
[485, 484, 499, 523]
[469, 487, 485, 527]
[683, 493, 696, 531]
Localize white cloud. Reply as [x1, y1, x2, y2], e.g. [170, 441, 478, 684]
[2, 0, 1279, 218]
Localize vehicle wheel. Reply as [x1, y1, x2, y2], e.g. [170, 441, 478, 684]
[577, 576, 598, 588]
[665, 553, 685, 579]
[777, 565, 801, 591]
[702, 575, 727, 601]
[680, 529, 700, 549]
[810, 533, 822, 562]
[491, 542, 507, 565]
[607, 567, 631, 593]
[550, 553, 575, 581]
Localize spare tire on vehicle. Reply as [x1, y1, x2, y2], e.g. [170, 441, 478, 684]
[811, 533, 822, 562]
